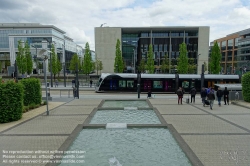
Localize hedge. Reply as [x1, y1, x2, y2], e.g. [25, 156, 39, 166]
[21, 78, 42, 106]
[242, 72, 250, 102]
[0, 81, 24, 123]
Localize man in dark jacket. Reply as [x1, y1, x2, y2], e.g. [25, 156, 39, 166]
[216, 87, 223, 106]
[190, 87, 196, 103]
[223, 87, 229, 105]
[207, 88, 215, 110]
[177, 87, 183, 104]
[200, 87, 207, 107]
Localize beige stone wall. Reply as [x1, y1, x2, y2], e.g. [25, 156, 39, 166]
[198, 27, 210, 74]
[95, 27, 122, 73]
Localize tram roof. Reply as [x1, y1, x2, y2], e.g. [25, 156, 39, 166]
[204, 74, 239, 79]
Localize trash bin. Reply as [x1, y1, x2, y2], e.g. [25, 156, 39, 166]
[47, 82, 49, 87]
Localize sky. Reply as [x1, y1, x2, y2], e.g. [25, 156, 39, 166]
[0, 0, 250, 50]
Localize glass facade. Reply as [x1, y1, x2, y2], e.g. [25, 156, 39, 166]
[122, 29, 199, 73]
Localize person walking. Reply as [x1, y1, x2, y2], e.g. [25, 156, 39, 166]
[55, 79, 59, 87]
[216, 87, 223, 106]
[223, 87, 229, 105]
[90, 79, 93, 87]
[147, 90, 152, 98]
[207, 88, 215, 110]
[190, 87, 196, 103]
[200, 87, 207, 107]
[177, 87, 183, 104]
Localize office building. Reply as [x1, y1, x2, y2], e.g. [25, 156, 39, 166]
[213, 28, 250, 74]
[95, 26, 210, 74]
[0, 23, 83, 74]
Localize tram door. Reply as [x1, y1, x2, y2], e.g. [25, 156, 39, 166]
[143, 80, 152, 91]
[110, 80, 117, 90]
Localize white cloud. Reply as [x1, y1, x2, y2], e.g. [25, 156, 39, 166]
[0, 0, 249, 49]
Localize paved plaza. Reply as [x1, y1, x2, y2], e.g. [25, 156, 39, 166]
[0, 91, 250, 166]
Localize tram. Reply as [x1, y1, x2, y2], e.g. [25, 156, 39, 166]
[95, 73, 240, 93]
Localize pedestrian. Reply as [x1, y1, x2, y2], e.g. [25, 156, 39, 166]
[147, 90, 152, 98]
[206, 86, 211, 94]
[200, 87, 207, 107]
[223, 87, 229, 105]
[216, 87, 223, 106]
[55, 79, 58, 87]
[190, 87, 196, 103]
[207, 88, 215, 110]
[182, 87, 185, 96]
[90, 79, 93, 87]
[177, 87, 183, 104]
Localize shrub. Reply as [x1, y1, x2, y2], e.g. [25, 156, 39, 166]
[242, 72, 250, 102]
[0, 81, 23, 123]
[21, 78, 42, 106]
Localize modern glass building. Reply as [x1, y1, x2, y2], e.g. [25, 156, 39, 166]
[0, 23, 83, 74]
[213, 28, 250, 75]
[95, 26, 209, 74]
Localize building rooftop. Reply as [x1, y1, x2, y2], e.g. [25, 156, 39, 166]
[0, 23, 66, 34]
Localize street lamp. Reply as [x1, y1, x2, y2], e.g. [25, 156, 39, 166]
[43, 38, 53, 87]
[43, 55, 49, 115]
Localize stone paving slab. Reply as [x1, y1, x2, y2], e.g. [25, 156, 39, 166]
[3, 115, 87, 135]
[182, 135, 250, 166]
[193, 104, 250, 114]
[157, 104, 207, 114]
[217, 115, 250, 131]
[65, 99, 102, 105]
[0, 136, 67, 166]
[162, 115, 248, 134]
[48, 106, 95, 115]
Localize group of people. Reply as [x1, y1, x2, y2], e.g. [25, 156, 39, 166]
[200, 86, 229, 110]
[176, 86, 230, 109]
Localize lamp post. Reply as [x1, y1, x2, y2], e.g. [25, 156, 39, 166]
[62, 43, 66, 87]
[43, 38, 53, 87]
[43, 55, 49, 115]
[197, 53, 201, 74]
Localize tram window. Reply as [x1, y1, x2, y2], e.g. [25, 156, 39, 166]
[153, 81, 163, 88]
[119, 80, 126, 87]
[182, 81, 189, 88]
[127, 80, 134, 88]
[191, 81, 195, 88]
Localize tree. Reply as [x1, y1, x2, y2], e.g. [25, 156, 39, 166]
[177, 42, 188, 74]
[69, 54, 80, 73]
[16, 40, 27, 75]
[242, 72, 250, 102]
[57, 60, 62, 77]
[188, 58, 196, 74]
[138, 58, 146, 73]
[51, 44, 59, 80]
[160, 54, 170, 73]
[25, 41, 33, 75]
[146, 44, 155, 73]
[82, 42, 93, 75]
[114, 39, 124, 73]
[209, 41, 221, 74]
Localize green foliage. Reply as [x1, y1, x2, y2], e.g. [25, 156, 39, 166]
[21, 78, 41, 106]
[160, 54, 170, 73]
[114, 39, 124, 73]
[177, 42, 188, 74]
[95, 59, 103, 75]
[82, 42, 93, 75]
[209, 41, 221, 74]
[16, 40, 27, 74]
[242, 72, 250, 102]
[188, 58, 197, 74]
[146, 44, 155, 73]
[51, 44, 59, 80]
[57, 59, 62, 77]
[0, 81, 24, 123]
[69, 54, 80, 72]
[138, 58, 146, 73]
[25, 41, 33, 75]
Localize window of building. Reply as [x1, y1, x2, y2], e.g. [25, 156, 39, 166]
[228, 39, 233, 50]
